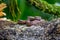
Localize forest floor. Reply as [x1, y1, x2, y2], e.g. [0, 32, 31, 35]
[0, 16, 60, 40]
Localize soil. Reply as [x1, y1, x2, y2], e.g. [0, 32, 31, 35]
[0, 17, 60, 40]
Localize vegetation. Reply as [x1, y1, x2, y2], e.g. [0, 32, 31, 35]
[0, 0, 60, 21]
[0, 0, 21, 21]
[27, 0, 60, 16]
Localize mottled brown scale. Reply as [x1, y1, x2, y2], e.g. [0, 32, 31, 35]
[28, 16, 35, 21]
[17, 20, 26, 25]
[26, 20, 32, 26]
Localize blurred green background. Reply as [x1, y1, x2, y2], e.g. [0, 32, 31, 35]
[1, 0, 60, 21]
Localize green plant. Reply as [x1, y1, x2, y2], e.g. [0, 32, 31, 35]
[0, 0, 60, 21]
[0, 0, 21, 21]
[27, 0, 60, 17]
